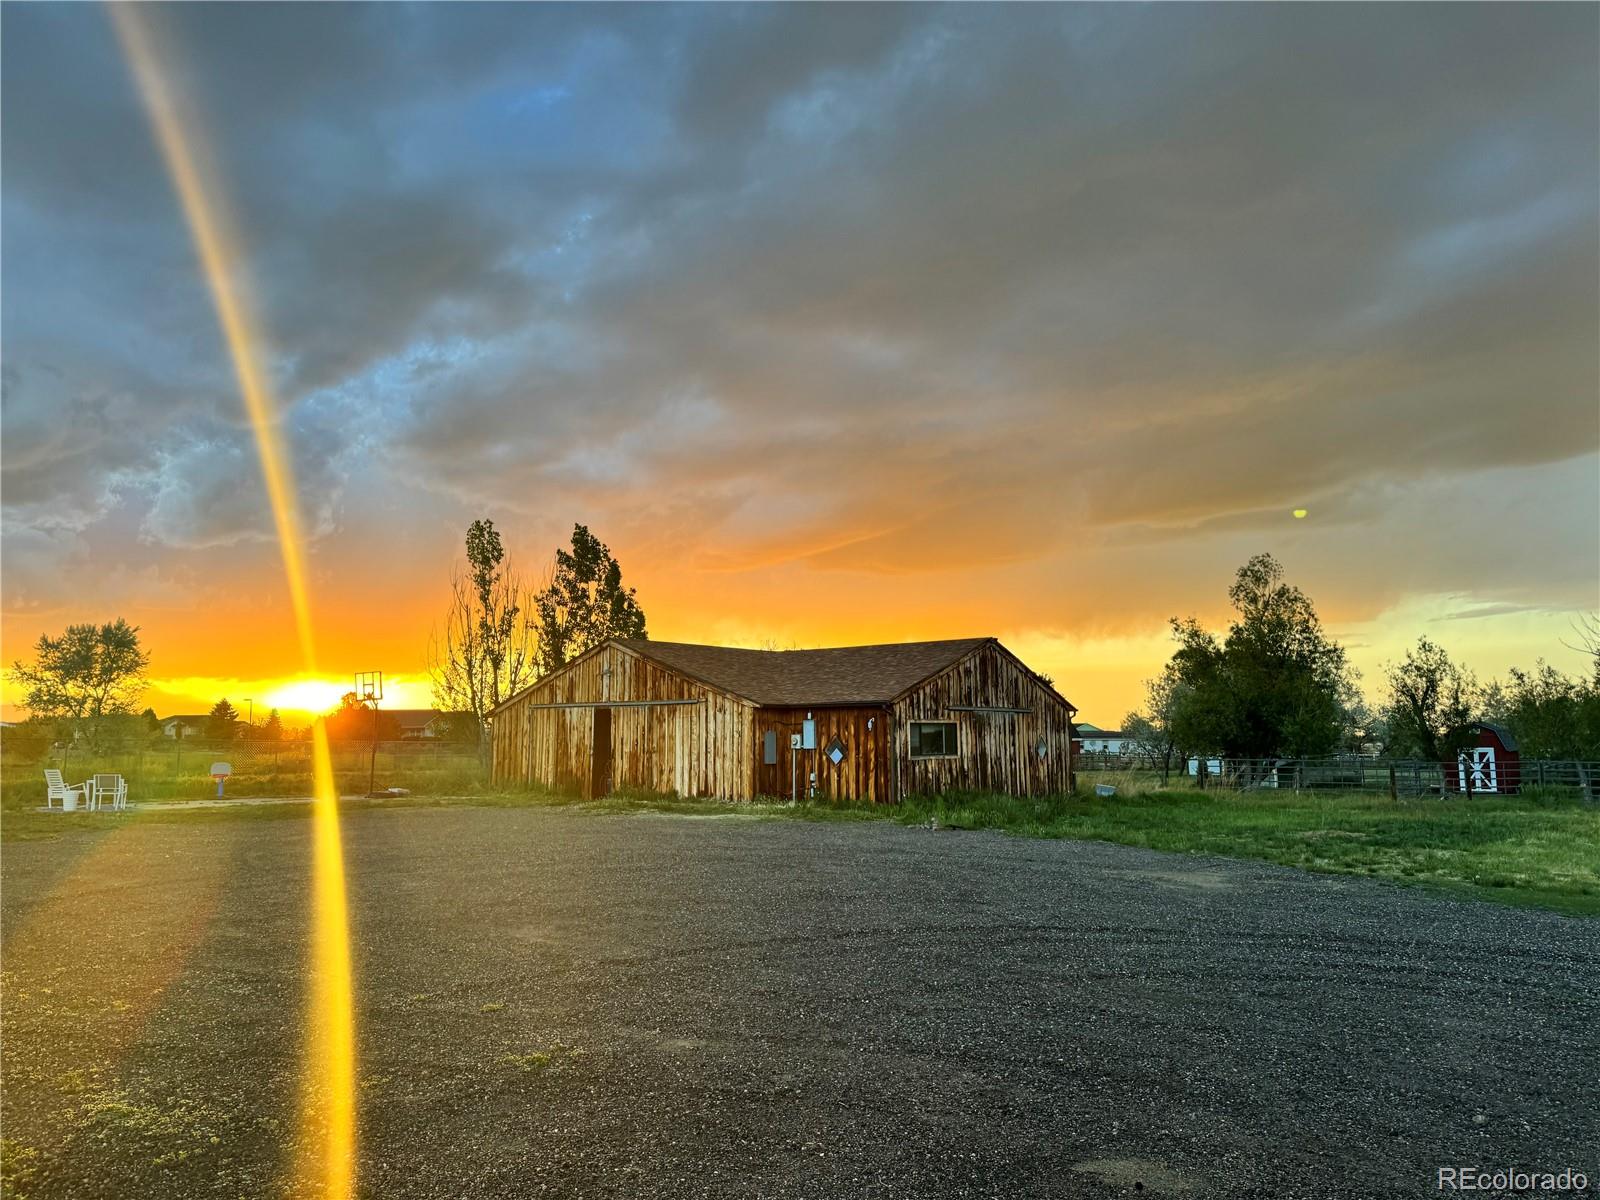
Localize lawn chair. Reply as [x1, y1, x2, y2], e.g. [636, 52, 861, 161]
[43, 768, 86, 811]
[89, 773, 128, 812]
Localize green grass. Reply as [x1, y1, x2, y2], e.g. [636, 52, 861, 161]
[5, 780, 1595, 916]
[878, 788, 1600, 915]
[555, 785, 1600, 915]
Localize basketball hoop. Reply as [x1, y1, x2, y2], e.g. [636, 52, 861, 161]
[211, 761, 232, 799]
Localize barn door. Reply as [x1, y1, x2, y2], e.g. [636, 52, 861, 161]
[591, 707, 613, 799]
[1457, 747, 1496, 794]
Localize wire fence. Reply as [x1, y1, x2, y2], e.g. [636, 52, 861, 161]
[1075, 751, 1600, 800]
[3, 738, 488, 805]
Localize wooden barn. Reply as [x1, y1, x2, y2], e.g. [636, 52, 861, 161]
[487, 637, 1076, 803]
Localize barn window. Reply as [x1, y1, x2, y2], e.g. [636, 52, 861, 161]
[763, 730, 778, 765]
[909, 721, 958, 758]
[825, 735, 846, 765]
[1036, 738, 1048, 759]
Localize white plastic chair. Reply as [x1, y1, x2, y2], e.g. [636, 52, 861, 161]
[43, 769, 86, 811]
[89, 773, 128, 812]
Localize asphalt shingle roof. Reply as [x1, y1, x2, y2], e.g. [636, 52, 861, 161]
[618, 638, 993, 706]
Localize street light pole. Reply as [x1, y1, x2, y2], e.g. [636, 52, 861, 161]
[244, 698, 254, 737]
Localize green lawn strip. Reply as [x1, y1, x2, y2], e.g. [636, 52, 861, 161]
[882, 790, 1600, 915]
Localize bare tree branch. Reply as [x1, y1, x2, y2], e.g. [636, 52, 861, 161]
[427, 520, 542, 755]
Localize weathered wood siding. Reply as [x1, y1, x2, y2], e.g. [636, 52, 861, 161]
[490, 644, 755, 800]
[493, 638, 1073, 805]
[752, 706, 889, 804]
[892, 642, 1074, 798]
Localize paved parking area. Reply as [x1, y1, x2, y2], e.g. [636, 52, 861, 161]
[3, 805, 1596, 1197]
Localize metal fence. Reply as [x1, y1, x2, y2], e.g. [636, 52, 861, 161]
[4, 738, 487, 802]
[1076, 751, 1599, 800]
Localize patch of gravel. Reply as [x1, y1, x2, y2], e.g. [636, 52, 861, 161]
[3, 807, 1597, 1198]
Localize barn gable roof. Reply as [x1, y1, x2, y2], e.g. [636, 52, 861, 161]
[1462, 720, 1520, 752]
[486, 636, 1074, 714]
[619, 637, 992, 707]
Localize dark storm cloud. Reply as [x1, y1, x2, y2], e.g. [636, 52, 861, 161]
[3, 3, 1596, 620]
[673, 4, 922, 145]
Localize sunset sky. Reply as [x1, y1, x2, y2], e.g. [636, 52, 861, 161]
[3, 4, 1597, 727]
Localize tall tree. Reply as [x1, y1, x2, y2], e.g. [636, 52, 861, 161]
[1165, 554, 1353, 760]
[428, 518, 540, 741]
[533, 524, 648, 674]
[10, 619, 150, 748]
[206, 698, 241, 741]
[1382, 637, 1478, 761]
[261, 708, 285, 742]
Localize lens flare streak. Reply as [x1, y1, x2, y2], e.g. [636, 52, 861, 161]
[109, 7, 357, 1197]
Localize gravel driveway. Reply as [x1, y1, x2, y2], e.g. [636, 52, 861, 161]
[3, 805, 1596, 1198]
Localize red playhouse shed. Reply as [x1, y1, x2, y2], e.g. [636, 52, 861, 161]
[1443, 722, 1521, 795]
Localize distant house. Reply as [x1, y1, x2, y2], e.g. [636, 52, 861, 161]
[160, 714, 208, 739]
[1073, 723, 1128, 755]
[387, 709, 477, 740]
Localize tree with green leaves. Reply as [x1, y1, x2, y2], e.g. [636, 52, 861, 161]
[1123, 663, 1190, 784]
[10, 619, 150, 749]
[1382, 637, 1478, 761]
[428, 518, 540, 742]
[261, 708, 285, 742]
[1164, 554, 1353, 761]
[206, 698, 241, 741]
[1480, 661, 1600, 761]
[533, 524, 647, 674]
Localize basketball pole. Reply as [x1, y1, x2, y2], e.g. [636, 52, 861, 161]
[356, 671, 383, 798]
